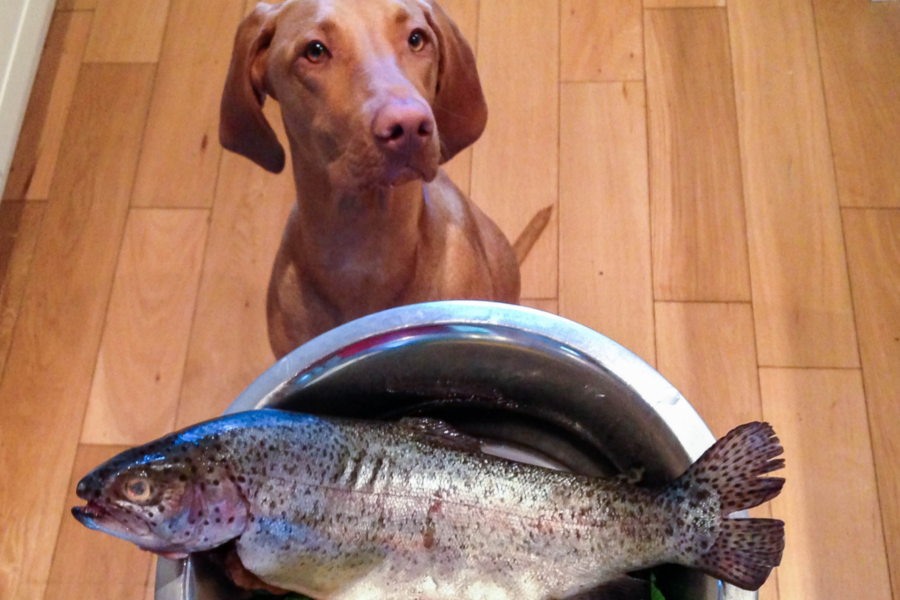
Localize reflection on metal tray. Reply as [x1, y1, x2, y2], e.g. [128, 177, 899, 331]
[153, 301, 757, 600]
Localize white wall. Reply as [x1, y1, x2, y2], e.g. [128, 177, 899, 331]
[0, 0, 56, 197]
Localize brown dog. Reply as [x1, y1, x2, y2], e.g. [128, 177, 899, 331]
[221, 0, 548, 359]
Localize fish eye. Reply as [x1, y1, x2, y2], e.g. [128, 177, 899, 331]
[408, 29, 427, 52]
[123, 477, 153, 503]
[304, 40, 330, 63]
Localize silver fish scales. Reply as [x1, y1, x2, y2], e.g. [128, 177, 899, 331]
[73, 409, 785, 600]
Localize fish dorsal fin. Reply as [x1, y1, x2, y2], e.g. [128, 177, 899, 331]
[562, 576, 650, 600]
[398, 417, 483, 454]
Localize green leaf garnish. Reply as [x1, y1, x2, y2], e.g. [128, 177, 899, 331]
[650, 572, 666, 600]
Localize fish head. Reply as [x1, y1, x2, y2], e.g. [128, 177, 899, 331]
[72, 437, 250, 558]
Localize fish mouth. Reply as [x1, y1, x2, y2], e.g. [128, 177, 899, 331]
[72, 501, 110, 530]
[72, 500, 151, 537]
[72, 502, 188, 558]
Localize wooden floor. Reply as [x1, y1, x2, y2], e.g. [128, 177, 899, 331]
[1, 0, 898, 598]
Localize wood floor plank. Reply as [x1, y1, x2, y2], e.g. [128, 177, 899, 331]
[645, 0, 723, 7]
[81, 209, 209, 445]
[471, 0, 558, 299]
[144, 557, 158, 600]
[0, 206, 28, 295]
[842, 208, 900, 599]
[175, 103, 294, 428]
[0, 203, 45, 375]
[728, 0, 859, 368]
[434, 0, 479, 197]
[560, 0, 643, 82]
[559, 82, 655, 366]
[814, 0, 900, 208]
[0, 64, 154, 600]
[759, 368, 891, 600]
[57, 0, 98, 9]
[43, 445, 154, 600]
[131, 0, 244, 208]
[520, 298, 558, 314]
[84, 0, 170, 63]
[645, 8, 751, 302]
[655, 302, 760, 436]
[3, 11, 92, 201]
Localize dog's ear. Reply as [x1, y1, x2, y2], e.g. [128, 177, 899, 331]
[425, 2, 488, 163]
[219, 3, 286, 174]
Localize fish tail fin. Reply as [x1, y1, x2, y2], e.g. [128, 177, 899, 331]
[693, 518, 785, 591]
[677, 421, 785, 515]
[674, 422, 786, 590]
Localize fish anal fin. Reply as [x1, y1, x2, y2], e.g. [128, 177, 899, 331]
[562, 576, 650, 600]
[398, 417, 483, 453]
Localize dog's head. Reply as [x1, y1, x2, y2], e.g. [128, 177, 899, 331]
[220, 0, 487, 191]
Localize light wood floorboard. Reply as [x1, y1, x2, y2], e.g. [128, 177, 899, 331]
[728, 0, 859, 368]
[0, 202, 45, 374]
[131, 0, 245, 208]
[645, 0, 723, 6]
[0, 64, 154, 600]
[814, 0, 900, 208]
[645, 8, 750, 302]
[471, 0, 559, 298]
[520, 298, 559, 315]
[559, 82, 655, 366]
[760, 368, 892, 600]
[81, 209, 209, 445]
[843, 208, 900, 599]
[57, 0, 97, 9]
[83, 0, 170, 63]
[655, 302, 760, 436]
[2, 11, 92, 201]
[561, 0, 643, 82]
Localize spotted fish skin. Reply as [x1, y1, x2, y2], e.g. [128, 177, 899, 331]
[73, 410, 785, 599]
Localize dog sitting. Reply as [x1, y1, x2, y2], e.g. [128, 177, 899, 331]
[220, 0, 548, 359]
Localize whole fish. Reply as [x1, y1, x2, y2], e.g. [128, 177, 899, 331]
[72, 410, 785, 600]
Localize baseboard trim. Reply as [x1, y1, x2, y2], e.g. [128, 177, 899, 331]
[0, 0, 56, 198]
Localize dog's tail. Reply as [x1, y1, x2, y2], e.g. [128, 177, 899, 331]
[512, 205, 554, 265]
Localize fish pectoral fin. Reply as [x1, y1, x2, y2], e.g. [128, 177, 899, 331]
[562, 576, 651, 600]
[224, 547, 291, 594]
[398, 417, 483, 453]
[237, 518, 385, 597]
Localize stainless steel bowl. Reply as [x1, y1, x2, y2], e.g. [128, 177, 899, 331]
[154, 301, 756, 600]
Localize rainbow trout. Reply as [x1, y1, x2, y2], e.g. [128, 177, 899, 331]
[72, 410, 785, 599]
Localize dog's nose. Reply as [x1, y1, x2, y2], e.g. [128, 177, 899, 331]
[372, 98, 435, 153]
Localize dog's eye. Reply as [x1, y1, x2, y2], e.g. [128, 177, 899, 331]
[304, 40, 330, 63]
[408, 30, 426, 52]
